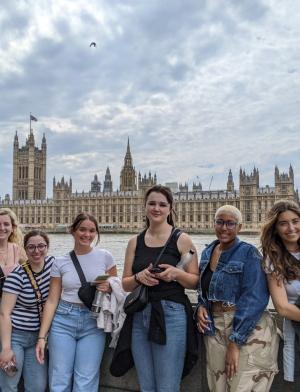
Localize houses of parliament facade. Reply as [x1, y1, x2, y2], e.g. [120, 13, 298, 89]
[0, 129, 298, 233]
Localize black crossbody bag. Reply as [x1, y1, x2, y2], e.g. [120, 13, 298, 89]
[0, 266, 5, 297]
[124, 228, 179, 315]
[70, 250, 96, 309]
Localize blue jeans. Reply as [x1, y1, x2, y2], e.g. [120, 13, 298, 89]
[48, 300, 106, 392]
[0, 328, 47, 392]
[132, 300, 187, 392]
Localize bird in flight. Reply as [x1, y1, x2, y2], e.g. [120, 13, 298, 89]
[90, 42, 96, 47]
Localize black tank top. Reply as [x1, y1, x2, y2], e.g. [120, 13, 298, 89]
[132, 229, 184, 295]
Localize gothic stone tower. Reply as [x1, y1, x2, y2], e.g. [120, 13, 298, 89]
[53, 177, 72, 200]
[103, 167, 113, 193]
[274, 165, 295, 200]
[13, 130, 46, 200]
[138, 171, 157, 193]
[239, 167, 259, 225]
[119, 138, 137, 192]
[227, 169, 234, 192]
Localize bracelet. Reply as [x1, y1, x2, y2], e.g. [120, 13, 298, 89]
[37, 337, 47, 340]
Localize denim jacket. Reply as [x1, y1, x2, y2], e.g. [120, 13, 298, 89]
[197, 238, 269, 345]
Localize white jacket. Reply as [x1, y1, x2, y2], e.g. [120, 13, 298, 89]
[96, 276, 127, 348]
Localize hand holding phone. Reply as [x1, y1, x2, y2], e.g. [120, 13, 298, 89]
[149, 267, 165, 273]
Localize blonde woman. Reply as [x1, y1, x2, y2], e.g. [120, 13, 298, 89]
[0, 209, 26, 296]
[197, 205, 278, 392]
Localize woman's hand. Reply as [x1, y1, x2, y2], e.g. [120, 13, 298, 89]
[196, 306, 212, 333]
[154, 264, 179, 282]
[96, 281, 111, 293]
[225, 341, 240, 380]
[135, 265, 159, 287]
[36, 339, 47, 365]
[0, 348, 15, 368]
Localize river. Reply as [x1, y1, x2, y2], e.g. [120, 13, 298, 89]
[47, 233, 259, 275]
[48, 233, 260, 304]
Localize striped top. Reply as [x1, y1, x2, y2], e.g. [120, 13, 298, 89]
[3, 256, 54, 331]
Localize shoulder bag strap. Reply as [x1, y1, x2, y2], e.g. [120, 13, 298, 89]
[0, 266, 5, 281]
[69, 250, 87, 285]
[22, 262, 44, 322]
[152, 227, 177, 268]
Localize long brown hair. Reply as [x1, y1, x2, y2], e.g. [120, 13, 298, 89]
[261, 200, 300, 281]
[144, 185, 176, 228]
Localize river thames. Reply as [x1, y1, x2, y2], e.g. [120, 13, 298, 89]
[47, 232, 260, 304]
[47, 233, 259, 275]
[45, 232, 275, 307]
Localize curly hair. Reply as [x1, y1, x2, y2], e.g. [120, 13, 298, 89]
[260, 200, 300, 282]
[0, 208, 24, 247]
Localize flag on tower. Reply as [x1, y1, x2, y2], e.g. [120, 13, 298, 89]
[30, 114, 38, 122]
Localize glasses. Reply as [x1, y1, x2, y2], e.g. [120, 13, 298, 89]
[214, 219, 238, 230]
[25, 243, 47, 253]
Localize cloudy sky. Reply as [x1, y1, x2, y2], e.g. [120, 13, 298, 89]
[0, 0, 299, 198]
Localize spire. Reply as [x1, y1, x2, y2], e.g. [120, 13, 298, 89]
[289, 164, 294, 180]
[124, 137, 133, 166]
[14, 131, 19, 147]
[42, 133, 46, 149]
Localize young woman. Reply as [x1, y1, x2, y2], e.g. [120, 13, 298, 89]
[0, 230, 53, 392]
[120, 185, 199, 392]
[261, 200, 300, 384]
[197, 205, 279, 392]
[0, 208, 26, 295]
[36, 212, 117, 392]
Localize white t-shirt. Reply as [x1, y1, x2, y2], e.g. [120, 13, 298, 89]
[265, 252, 300, 303]
[51, 248, 115, 303]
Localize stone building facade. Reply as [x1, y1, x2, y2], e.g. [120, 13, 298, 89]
[1, 130, 298, 233]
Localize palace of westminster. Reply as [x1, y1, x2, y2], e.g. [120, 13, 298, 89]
[0, 129, 298, 233]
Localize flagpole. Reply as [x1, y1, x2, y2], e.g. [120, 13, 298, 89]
[30, 112, 32, 133]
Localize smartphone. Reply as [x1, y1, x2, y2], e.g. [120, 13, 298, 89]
[94, 275, 109, 281]
[150, 267, 165, 273]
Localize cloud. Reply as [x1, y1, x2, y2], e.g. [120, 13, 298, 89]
[1, 0, 300, 199]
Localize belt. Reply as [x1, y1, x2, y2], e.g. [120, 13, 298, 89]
[212, 302, 236, 313]
[60, 299, 86, 308]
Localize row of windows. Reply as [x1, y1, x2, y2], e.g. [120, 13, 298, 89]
[17, 166, 42, 180]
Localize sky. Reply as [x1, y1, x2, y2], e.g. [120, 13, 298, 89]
[0, 0, 300, 198]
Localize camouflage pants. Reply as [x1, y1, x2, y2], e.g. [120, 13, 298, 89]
[204, 310, 279, 392]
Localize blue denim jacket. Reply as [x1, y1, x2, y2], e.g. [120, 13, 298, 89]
[197, 238, 269, 345]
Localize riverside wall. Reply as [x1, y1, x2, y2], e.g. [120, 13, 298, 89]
[99, 313, 300, 392]
[18, 314, 299, 391]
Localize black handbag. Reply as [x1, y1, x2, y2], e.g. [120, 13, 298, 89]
[124, 228, 177, 315]
[123, 284, 148, 315]
[70, 250, 96, 309]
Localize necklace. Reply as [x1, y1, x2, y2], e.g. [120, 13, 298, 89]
[33, 272, 43, 285]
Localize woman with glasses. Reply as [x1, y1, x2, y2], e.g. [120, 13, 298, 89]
[0, 230, 53, 392]
[36, 212, 117, 392]
[196, 205, 278, 392]
[261, 200, 300, 386]
[0, 208, 26, 297]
